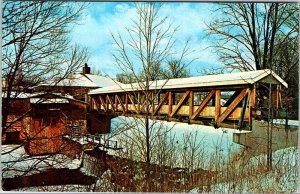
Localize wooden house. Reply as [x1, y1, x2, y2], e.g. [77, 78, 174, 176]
[2, 92, 88, 154]
[2, 64, 121, 154]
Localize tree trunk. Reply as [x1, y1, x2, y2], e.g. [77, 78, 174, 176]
[267, 81, 273, 170]
[145, 115, 151, 191]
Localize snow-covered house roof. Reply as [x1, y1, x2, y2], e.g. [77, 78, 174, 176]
[38, 73, 122, 88]
[89, 69, 288, 95]
[84, 74, 122, 88]
[2, 92, 88, 104]
[2, 92, 45, 99]
[29, 98, 70, 104]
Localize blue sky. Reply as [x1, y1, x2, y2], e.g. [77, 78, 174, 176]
[71, 2, 224, 78]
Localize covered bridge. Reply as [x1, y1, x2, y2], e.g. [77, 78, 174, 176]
[88, 69, 288, 130]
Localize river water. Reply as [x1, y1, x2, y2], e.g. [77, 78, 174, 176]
[107, 116, 243, 164]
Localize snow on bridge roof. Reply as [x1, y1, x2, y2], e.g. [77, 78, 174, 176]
[89, 69, 288, 95]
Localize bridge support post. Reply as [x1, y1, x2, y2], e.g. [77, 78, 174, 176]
[189, 91, 194, 119]
[215, 90, 221, 121]
[87, 112, 114, 134]
[168, 91, 172, 116]
[233, 120, 298, 155]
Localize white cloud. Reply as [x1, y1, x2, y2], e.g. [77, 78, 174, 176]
[115, 3, 130, 13]
[71, 2, 222, 77]
[158, 3, 221, 70]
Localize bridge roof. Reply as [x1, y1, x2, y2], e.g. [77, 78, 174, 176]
[89, 69, 288, 95]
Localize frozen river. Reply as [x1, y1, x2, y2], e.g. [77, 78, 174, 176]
[108, 116, 243, 162]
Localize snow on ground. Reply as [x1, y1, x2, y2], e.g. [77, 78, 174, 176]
[207, 147, 298, 193]
[13, 184, 94, 192]
[1, 145, 81, 178]
[273, 119, 299, 126]
[64, 135, 89, 145]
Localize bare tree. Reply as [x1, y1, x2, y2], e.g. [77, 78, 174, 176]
[2, 1, 89, 135]
[1, 2, 91, 190]
[162, 60, 191, 79]
[116, 73, 134, 84]
[207, 3, 298, 72]
[272, 36, 299, 110]
[91, 67, 103, 76]
[206, 2, 298, 170]
[111, 2, 195, 191]
[206, 3, 298, 112]
[206, 3, 298, 105]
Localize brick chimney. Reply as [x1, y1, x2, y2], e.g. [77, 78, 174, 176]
[82, 63, 91, 74]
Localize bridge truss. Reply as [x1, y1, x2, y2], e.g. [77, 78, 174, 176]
[89, 69, 287, 130]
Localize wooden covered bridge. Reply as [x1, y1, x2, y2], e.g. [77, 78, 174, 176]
[88, 69, 288, 130]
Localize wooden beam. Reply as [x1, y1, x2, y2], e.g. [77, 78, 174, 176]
[151, 92, 155, 114]
[106, 95, 109, 110]
[91, 97, 98, 111]
[238, 92, 249, 129]
[137, 92, 141, 113]
[106, 95, 115, 112]
[99, 96, 107, 112]
[248, 86, 256, 123]
[116, 94, 126, 113]
[128, 94, 138, 113]
[170, 91, 190, 118]
[191, 90, 215, 120]
[223, 90, 241, 107]
[140, 92, 151, 113]
[125, 93, 129, 113]
[216, 88, 249, 124]
[248, 86, 256, 108]
[168, 91, 172, 116]
[89, 95, 92, 110]
[151, 85, 247, 93]
[153, 92, 169, 116]
[189, 91, 194, 119]
[215, 90, 221, 120]
[249, 106, 253, 130]
[115, 94, 118, 111]
[96, 96, 102, 111]
[279, 85, 282, 108]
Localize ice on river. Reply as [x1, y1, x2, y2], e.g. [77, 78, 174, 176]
[107, 116, 244, 161]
